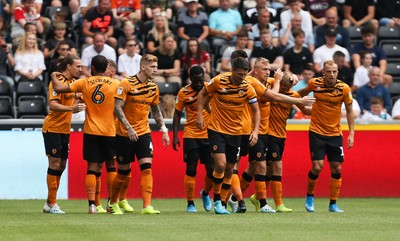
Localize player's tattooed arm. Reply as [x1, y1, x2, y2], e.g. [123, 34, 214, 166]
[151, 104, 166, 129]
[115, 98, 138, 141]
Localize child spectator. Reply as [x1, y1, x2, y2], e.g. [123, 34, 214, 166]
[352, 51, 372, 92]
[360, 97, 392, 121]
[43, 22, 77, 61]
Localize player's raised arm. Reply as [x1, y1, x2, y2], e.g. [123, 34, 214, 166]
[50, 72, 72, 93]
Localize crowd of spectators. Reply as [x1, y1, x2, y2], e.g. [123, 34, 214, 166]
[0, 0, 400, 120]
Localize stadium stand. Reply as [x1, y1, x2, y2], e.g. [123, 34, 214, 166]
[17, 96, 47, 119]
[156, 82, 180, 96]
[0, 96, 13, 119]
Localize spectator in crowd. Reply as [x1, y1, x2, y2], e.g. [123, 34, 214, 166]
[117, 20, 142, 55]
[248, 8, 279, 50]
[341, 98, 361, 120]
[43, 22, 77, 61]
[280, 0, 312, 32]
[392, 1, 400, 28]
[143, 1, 173, 21]
[342, 0, 378, 29]
[351, 25, 392, 87]
[146, 14, 172, 53]
[360, 97, 392, 121]
[0, 1, 11, 21]
[292, 63, 315, 95]
[313, 28, 349, 73]
[14, 32, 46, 84]
[303, 0, 336, 26]
[79, 0, 98, 18]
[352, 51, 372, 92]
[152, 33, 181, 85]
[23, 22, 45, 50]
[270, 0, 286, 10]
[117, 37, 141, 78]
[45, 7, 76, 41]
[82, 0, 117, 49]
[250, 29, 283, 70]
[182, 38, 211, 82]
[161, 94, 175, 119]
[208, 0, 243, 49]
[279, 13, 314, 52]
[220, 30, 251, 73]
[333, 51, 353, 87]
[177, 0, 209, 53]
[243, 0, 278, 31]
[356, 67, 391, 114]
[111, 0, 141, 26]
[47, 41, 72, 76]
[315, 7, 350, 49]
[375, 0, 400, 27]
[392, 98, 400, 120]
[80, 32, 116, 77]
[0, 33, 15, 77]
[11, 0, 44, 45]
[283, 29, 313, 76]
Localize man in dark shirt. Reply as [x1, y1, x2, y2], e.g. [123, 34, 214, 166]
[250, 29, 283, 71]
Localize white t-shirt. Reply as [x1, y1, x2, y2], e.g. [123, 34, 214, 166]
[341, 98, 361, 119]
[353, 65, 371, 88]
[313, 44, 350, 65]
[14, 51, 46, 81]
[361, 111, 392, 121]
[80, 0, 98, 8]
[280, 9, 313, 33]
[81, 44, 117, 68]
[391, 99, 400, 119]
[117, 53, 142, 76]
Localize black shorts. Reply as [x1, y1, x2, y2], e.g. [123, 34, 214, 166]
[309, 131, 344, 162]
[83, 134, 115, 163]
[183, 138, 213, 164]
[239, 134, 250, 156]
[115, 133, 153, 164]
[249, 134, 268, 162]
[208, 129, 241, 164]
[266, 135, 286, 162]
[42, 132, 70, 159]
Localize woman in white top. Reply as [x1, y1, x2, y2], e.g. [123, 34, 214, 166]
[14, 32, 46, 83]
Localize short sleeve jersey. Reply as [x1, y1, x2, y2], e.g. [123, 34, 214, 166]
[175, 85, 210, 138]
[306, 77, 353, 136]
[268, 87, 301, 138]
[42, 74, 76, 134]
[205, 73, 258, 135]
[114, 75, 159, 137]
[69, 76, 119, 137]
[246, 76, 272, 135]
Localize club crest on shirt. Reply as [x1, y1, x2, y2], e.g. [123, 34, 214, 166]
[256, 152, 262, 158]
[333, 89, 340, 96]
[213, 145, 218, 151]
[239, 90, 244, 97]
[272, 152, 277, 158]
[52, 90, 58, 96]
[117, 86, 123, 95]
[119, 156, 124, 162]
[52, 149, 57, 155]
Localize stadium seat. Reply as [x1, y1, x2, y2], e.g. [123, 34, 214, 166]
[391, 95, 400, 107]
[44, 6, 72, 20]
[17, 96, 47, 119]
[0, 96, 13, 119]
[385, 62, 400, 77]
[0, 79, 12, 98]
[0, 74, 15, 89]
[378, 27, 400, 44]
[156, 82, 180, 96]
[380, 43, 400, 61]
[389, 83, 400, 96]
[347, 26, 362, 41]
[16, 81, 46, 101]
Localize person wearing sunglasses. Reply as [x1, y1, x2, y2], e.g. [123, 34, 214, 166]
[118, 37, 142, 78]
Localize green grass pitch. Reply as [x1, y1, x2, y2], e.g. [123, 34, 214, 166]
[1, 198, 399, 241]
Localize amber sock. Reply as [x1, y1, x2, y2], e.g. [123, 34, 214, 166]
[271, 176, 283, 207]
[86, 172, 97, 204]
[119, 172, 131, 201]
[254, 174, 266, 200]
[212, 171, 224, 201]
[230, 173, 243, 201]
[94, 174, 101, 206]
[220, 177, 232, 202]
[106, 168, 117, 198]
[47, 168, 62, 205]
[330, 173, 342, 203]
[240, 171, 253, 194]
[204, 174, 213, 193]
[140, 164, 153, 208]
[184, 175, 196, 202]
[307, 171, 319, 196]
[110, 169, 130, 204]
